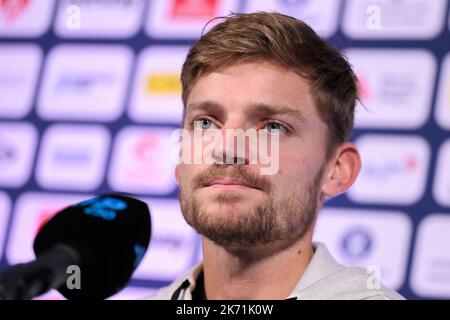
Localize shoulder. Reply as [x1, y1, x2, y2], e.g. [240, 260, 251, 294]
[297, 265, 405, 300]
[293, 243, 405, 300]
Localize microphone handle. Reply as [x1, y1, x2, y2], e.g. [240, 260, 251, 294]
[0, 244, 80, 300]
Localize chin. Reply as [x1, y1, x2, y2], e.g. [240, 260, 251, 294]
[208, 202, 255, 217]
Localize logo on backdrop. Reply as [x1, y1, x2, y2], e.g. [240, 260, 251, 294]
[170, 0, 219, 20]
[35, 124, 110, 191]
[145, 0, 240, 39]
[432, 139, 450, 207]
[129, 47, 188, 123]
[348, 134, 430, 205]
[343, 0, 447, 39]
[244, 0, 341, 38]
[55, 0, 145, 38]
[0, 0, 30, 23]
[0, 122, 37, 188]
[411, 214, 450, 298]
[340, 227, 374, 260]
[38, 45, 132, 122]
[314, 208, 412, 290]
[347, 49, 436, 129]
[0, 45, 42, 119]
[108, 127, 177, 195]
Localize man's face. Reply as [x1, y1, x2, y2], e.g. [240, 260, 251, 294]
[176, 61, 331, 249]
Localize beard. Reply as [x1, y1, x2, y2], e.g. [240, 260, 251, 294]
[179, 164, 325, 249]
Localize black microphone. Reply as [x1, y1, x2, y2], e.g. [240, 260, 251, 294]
[0, 194, 151, 300]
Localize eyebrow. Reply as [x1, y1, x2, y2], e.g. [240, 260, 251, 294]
[186, 100, 307, 125]
[186, 100, 225, 118]
[247, 103, 307, 125]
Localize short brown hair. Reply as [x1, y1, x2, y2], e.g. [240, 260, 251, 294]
[181, 12, 359, 158]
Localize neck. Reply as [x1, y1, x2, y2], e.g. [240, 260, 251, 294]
[201, 233, 314, 300]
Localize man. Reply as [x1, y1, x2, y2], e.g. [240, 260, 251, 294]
[150, 12, 404, 300]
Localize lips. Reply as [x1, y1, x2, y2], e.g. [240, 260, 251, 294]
[203, 178, 259, 190]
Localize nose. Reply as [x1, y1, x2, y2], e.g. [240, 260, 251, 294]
[213, 117, 251, 165]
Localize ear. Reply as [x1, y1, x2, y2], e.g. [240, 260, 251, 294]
[321, 142, 361, 198]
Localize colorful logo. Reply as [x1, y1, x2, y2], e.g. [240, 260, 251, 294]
[362, 154, 419, 180]
[169, 0, 218, 20]
[0, 0, 30, 23]
[76, 197, 127, 221]
[145, 73, 182, 95]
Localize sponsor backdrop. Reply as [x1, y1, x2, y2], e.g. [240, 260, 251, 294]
[0, 0, 449, 300]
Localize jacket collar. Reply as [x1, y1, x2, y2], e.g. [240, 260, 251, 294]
[168, 242, 343, 300]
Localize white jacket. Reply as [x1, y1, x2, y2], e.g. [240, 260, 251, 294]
[147, 243, 405, 300]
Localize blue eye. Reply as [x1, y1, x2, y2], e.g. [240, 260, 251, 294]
[265, 122, 284, 133]
[193, 118, 216, 130]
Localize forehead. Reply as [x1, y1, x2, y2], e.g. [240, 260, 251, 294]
[186, 61, 319, 120]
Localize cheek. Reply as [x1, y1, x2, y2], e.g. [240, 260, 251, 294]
[176, 164, 191, 186]
[280, 136, 326, 175]
[175, 164, 181, 184]
[176, 163, 206, 186]
[276, 149, 318, 185]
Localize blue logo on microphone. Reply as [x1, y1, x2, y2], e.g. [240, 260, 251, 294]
[76, 196, 128, 220]
[133, 244, 146, 270]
